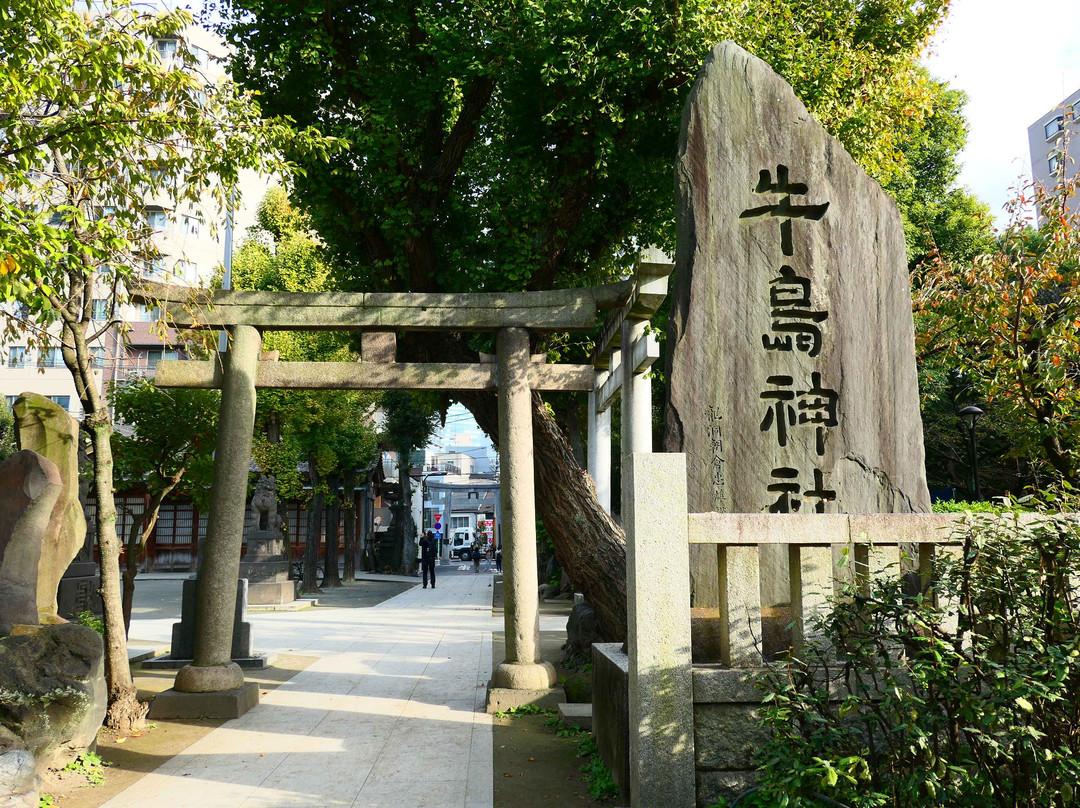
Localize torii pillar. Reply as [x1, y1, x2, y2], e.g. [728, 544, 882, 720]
[170, 324, 262, 708]
[492, 327, 556, 690]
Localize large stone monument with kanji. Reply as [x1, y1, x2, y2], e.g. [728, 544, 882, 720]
[663, 42, 931, 657]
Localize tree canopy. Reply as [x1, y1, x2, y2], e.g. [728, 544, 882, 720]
[213, 0, 953, 296]
[917, 168, 1080, 489]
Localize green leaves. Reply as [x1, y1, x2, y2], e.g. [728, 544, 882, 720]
[214, 0, 951, 299]
[753, 508, 1080, 808]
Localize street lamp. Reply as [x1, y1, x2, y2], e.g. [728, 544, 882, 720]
[958, 405, 984, 501]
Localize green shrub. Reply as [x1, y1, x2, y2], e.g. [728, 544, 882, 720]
[750, 509, 1080, 808]
[73, 610, 104, 636]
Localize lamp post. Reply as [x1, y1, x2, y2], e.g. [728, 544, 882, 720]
[958, 405, 984, 501]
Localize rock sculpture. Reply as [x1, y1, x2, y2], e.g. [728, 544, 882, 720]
[13, 393, 88, 623]
[0, 451, 62, 633]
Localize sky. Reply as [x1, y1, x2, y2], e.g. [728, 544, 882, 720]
[922, 0, 1080, 227]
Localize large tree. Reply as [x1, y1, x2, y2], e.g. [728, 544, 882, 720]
[213, 0, 955, 640]
[0, 0, 330, 729]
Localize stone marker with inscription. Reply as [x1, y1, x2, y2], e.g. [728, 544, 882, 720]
[664, 42, 931, 657]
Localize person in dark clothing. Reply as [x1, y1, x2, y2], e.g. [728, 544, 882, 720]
[419, 530, 438, 589]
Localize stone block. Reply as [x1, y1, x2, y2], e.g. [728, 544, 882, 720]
[484, 687, 562, 714]
[13, 394, 87, 624]
[0, 451, 62, 631]
[0, 750, 36, 803]
[558, 703, 593, 731]
[695, 770, 760, 808]
[246, 580, 295, 606]
[148, 682, 259, 720]
[592, 643, 630, 807]
[167, 577, 253, 661]
[693, 703, 772, 771]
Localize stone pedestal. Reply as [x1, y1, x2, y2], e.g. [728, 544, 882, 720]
[142, 578, 270, 670]
[239, 531, 292, 606]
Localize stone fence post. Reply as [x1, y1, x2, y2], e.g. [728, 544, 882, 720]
[625, 452, 695, 808]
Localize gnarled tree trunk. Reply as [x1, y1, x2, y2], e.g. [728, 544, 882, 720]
[461, 389, 628, 642]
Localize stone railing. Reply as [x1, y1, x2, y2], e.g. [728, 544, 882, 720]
[687, 512, 967, 667]
[610, 452, 1069, 808]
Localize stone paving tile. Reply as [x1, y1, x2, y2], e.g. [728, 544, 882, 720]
[102, 572, 496, 808]
[352, 777, 469, 808]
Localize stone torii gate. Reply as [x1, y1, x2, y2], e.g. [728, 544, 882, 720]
[136, 274, 653, 714]
[587, 250, 673, 513]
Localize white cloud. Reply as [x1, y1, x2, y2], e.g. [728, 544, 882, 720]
[923, 0, 1080, 227]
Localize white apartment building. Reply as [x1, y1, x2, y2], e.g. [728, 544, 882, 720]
[1, 25, 269, 418]
[1027, 86, 1080, 219]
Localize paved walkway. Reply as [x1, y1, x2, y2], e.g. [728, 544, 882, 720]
[103, 571, 506, 808]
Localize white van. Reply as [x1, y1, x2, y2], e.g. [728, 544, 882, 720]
[448, 529, 474, 561]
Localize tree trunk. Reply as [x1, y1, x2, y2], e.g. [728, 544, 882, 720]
[562, 402, 586, 469]
[398, 458, 416, 576]
[301, 453, 323, 594]
[323, 473, 343, 587]
[342, 467, 357, 581]
[122, 481, 178, 634]
[461, 389, 628, 642]
[89, 421, 149, 731]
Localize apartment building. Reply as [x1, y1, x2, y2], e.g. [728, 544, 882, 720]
[1027, 85, 1080, 218]
[0, 24, 268, 417]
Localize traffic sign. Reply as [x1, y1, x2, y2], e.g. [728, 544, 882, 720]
[434, 530, 443, 539]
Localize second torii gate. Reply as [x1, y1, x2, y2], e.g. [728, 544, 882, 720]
[136, 274, 657, 714]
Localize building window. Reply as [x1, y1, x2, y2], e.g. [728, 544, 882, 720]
[91, 299, 109, 320]
[48, 395, 70, 411]
[145, 207, 168, 230]
[175, 260, 197, 282]
[146, 349, 180, 369]
[1050, 155, 1063, 176]
[7, 346, 28, 367]
[91, 346, 106, 368]
[183, 215, 201, 237]
[38, 347, 63, 368]
[451, 516, 469, 530]
[153, 39, 179, 61]
[136, 304, 161, 322]
[5, 395, 17, 410]
[1045, 116, 1065, 140]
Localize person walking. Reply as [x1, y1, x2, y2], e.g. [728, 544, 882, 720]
[472, 538, 482, 573]
[495, 545, 502, 573]
[419, 530, 438, 589]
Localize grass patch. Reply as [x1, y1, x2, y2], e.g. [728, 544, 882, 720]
[62, 751, 110, 786]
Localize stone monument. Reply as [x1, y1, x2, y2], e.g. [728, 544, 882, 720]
[238, 475, 293, 605]
[0, 451, 62, 633]
[663, 42, 931, 657]
[0, 450, 106, 808]
[12, 393, 90, 624]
